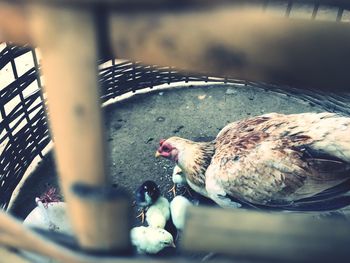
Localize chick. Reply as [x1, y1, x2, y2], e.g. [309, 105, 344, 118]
[170, 195, 192, 231]
[168, 165, 192, 197]
[136, 180, 160, 207]
[23, 198, 72, 233]
[24, 187, 71, 234]
[168, 165, 185, 196]
[22, 197, 72, 263]
[130, 226, 175, 254]
[135, 180, 161, 223]
[135, 180, 170, 228]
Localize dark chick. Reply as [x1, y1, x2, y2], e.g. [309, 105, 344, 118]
[135, 180, 170, 228]
[135, 180, 161, 208]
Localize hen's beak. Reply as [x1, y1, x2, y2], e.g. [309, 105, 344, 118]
[170, 242, 176, 248]
[155, 151, 161, 158]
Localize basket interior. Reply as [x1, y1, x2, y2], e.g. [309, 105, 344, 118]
[1, 0, 350, 213]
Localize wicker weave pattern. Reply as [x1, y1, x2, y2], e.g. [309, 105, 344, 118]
[2, 55, 350, 209]
[1, 0, 350, 209]
[0, 44, 49, 209]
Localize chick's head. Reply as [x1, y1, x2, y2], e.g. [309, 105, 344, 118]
[135, 180, 160, 207]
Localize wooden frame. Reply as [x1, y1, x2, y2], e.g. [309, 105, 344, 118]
[0, 0, 350, 262]
[1, 1, 350, 90]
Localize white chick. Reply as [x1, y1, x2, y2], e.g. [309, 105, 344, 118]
[145, 196, 170, 229]
[172, 165, 186, 186]
[170, 195, 192, 230]
[130, 226, 175, 254]
[169, 165, 192, 197]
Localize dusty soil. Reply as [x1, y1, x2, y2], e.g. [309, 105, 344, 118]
[11, 84, 320, 218]
[10, 83, 321, 216]
[9, 83, 325, 258]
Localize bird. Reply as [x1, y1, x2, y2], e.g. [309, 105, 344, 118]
[155, 112, 350, 211]
[168, 165, 185, 196]
[135, 180, 161, 223]
[22, 194, 72, 263]
[24, 187, 71, 233]
[135, 180, 170, 228]
[23, 197, 71, 233]
[170, 195, 192, 231]
[130, 226, 175, 254]
[168, 165, 192, 197]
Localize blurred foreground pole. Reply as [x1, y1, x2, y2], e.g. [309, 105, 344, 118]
[109, 5, 350, 91]
[26, 4, 131, 254]
[1, 2, 350, 91]
[182, 206, 350, 262]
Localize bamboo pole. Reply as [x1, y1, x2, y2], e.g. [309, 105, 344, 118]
[1, 2, 350, 90]
[26, 4, 131, 253]
[2, 0, 350, 8]
[1, 210, 224, 263]
[109, 5, 350, 91]
[0, 247, 30, 263]
[182, 206, 350, 262]
[3, 206, 350, 263]
[0, 209, 233, 263]
[0, 2, 31, 44]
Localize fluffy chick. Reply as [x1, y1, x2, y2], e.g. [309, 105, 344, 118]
[135, 180, 170, 228]
[146, 195, 170, 229]
[130, 226, 175, 254]
[170, 195, 192, 231]
[172, 165, 187, 186]
[168, 165, 186, 197]
[136, 180, 161, 207]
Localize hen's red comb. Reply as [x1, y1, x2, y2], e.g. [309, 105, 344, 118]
[159, 139, 166, 146]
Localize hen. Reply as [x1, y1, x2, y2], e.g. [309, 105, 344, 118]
[155, 112, 350, 211]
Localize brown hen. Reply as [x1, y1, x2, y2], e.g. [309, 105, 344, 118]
[156, 112, 350, 211]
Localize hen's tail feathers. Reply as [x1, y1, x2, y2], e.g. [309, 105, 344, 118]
[229, 179, 350, 211]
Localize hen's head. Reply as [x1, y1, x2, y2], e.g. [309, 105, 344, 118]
[155, 137, 191, 163]
[156, 137, 215, 193]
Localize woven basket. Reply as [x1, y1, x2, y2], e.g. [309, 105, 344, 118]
[1, 0, 350, 210]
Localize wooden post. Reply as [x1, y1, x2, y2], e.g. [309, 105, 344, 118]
[0, 2, 31, 44]
[109, 5, 350, 91]
[26, 4, 131, 253]
[0, 247, 30, 263]
[182, 206, 350, 262]
[2, 2, 350, 91]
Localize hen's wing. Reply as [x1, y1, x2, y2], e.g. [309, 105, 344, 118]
[207, 114, 350, 210]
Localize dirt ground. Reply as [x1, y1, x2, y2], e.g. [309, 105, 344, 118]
[9, 83, 329, 258]
[10, 83, 321, 217]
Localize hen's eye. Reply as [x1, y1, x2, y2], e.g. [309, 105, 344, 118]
[162, 146, 170, 152]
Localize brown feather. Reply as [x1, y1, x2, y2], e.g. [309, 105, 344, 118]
[162, 113, 350, 210]
[211, 113, 350, 206]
